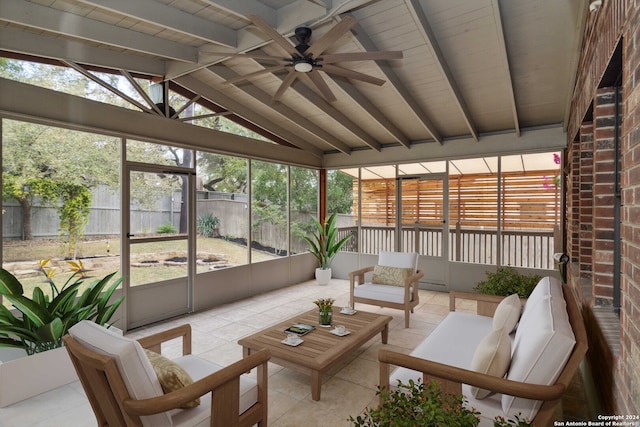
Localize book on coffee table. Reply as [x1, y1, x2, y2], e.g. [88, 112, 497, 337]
[284, 323, 315, 336]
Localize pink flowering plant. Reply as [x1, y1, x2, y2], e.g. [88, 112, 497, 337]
[543, 153, 562, 190]
[0, 259, 123, 355]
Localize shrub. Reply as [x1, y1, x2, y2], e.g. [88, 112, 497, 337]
[349, 378, 533, 427]
[157, 222, 177, 234]
[474, 266, 541, 298]
[350, 379, 480, 427]
[197, 213, 220, 237]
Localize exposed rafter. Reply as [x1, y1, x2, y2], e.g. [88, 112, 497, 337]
[347, 16, 443, 144]
[77, 0, 236, 47]
[2, 0, 197, 62]
[490, 0, 520, 137]
[329, 76, 411, 147]
[405, 0, 478, 142]
[0, 27, 164, 76]
[206, 65, 351, 155]
[288, 74, 382, 151]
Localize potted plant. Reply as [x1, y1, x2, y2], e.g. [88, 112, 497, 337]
[350, 379, 481, 426]
[0, 259, 124, 406]
[313, 297, 335, 326]
[474, 266, 541, 298]
[349, 379, 533, 427]
[303, 213, 352, 285]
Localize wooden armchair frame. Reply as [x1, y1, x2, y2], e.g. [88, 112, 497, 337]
[349, 265, 424, 328]
[63, 324, 270, 427]
[378, 282, 588, 426]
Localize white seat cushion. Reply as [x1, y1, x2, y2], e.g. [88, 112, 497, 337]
[389, 312, 505, 424]
[390, 312, 493, 385]
[169, 355, 259, 427]
[354, 283, 413, 304]
[69, 321, 171, 427]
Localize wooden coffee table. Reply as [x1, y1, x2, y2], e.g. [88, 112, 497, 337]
[238, 308, 392, 401]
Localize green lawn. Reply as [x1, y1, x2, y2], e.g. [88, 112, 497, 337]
[2, 237, 282, 308]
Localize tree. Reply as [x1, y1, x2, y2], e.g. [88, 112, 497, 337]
[2, 120, 120, 256]
[327, 170, 354, 214]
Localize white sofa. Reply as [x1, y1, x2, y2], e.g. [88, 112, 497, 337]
[378, 276, 588, 426]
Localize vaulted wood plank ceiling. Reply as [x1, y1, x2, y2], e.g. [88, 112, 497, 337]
[0, 0, 586, 163]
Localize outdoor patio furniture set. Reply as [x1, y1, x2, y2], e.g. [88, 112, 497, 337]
[63, 253, 586, 426]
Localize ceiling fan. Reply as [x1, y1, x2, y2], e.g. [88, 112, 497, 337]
[211, 14, 403, 103]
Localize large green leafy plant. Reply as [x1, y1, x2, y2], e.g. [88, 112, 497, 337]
[0, 259, 124, 355]
[474, 266, 541, 298]
[303, 213, 352, 269]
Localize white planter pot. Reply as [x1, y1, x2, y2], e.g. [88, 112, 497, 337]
[315, 267, 332, 285]
[0, 346, 77, 407]
[0, 325, 121, 407]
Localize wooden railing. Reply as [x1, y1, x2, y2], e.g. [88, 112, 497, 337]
[337, 224, 556, 270]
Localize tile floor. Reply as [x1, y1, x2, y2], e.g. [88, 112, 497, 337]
[0, 279, 589, 427]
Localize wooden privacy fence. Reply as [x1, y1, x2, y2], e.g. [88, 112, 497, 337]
[355, 170, 560, 230]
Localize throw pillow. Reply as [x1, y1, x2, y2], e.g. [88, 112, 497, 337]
[144, 349, 200, 408]
[371, 265, 414, 287]
[492, 293, 522, 333]
[469, 327, 511, 399]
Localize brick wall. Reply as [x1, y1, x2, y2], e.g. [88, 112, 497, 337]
[593, 88, 618, 306]
[618, 0, 640, 414]
[566, 0, 640, 417]
[580, 123, 594, 283]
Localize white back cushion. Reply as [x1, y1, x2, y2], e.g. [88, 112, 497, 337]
[502, 279, 575, 420]
[69, 321, 172, 427]
[492, 294, 522, 333]
[378, 251, 418, 272]
[469, 327, 512, 399]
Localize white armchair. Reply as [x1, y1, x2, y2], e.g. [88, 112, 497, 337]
[63, 320, 270, 427]
[349, 251, 424, 328]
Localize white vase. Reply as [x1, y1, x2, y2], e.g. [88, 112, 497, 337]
[315, 267, 332, 285]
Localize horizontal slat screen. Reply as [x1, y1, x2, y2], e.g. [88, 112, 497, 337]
[355, 171, 560, 230]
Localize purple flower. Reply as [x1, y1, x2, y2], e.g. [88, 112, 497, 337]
[553, 153, 561, 165]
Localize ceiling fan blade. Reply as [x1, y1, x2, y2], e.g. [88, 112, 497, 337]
[246, 14, 299, 56]
[321, 51, 403, 63]
[306, 16, 357, 57]
[322, 64, 386, 86]
[273, 70, 298, 102]
[200, 51, 289, 62]
[305, 72, 337, 103]
[225, 65, 288, 85]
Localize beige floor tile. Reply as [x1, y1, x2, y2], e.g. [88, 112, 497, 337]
[0, 278, 590, 426]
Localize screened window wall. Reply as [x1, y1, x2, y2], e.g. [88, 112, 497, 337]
[333, 152, 561, 270]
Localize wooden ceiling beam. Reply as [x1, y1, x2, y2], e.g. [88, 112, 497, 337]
[346, 14, 443, 144]
[405, 0, 479, 142]
[174, 75, 326, 157]
[490, 0, 521, 137]
[206, 64, 351, 154]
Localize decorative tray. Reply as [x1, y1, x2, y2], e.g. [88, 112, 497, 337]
[284, 323, 315, 336]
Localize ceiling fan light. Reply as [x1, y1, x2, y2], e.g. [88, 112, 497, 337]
[294, 61, 313, 73]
